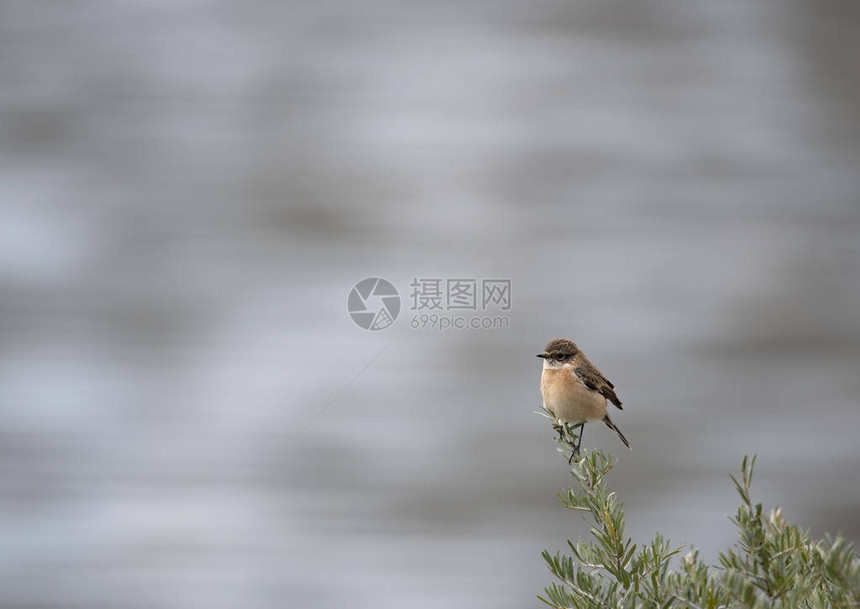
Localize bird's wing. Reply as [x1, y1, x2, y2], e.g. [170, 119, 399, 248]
[574, 364, 623, 409]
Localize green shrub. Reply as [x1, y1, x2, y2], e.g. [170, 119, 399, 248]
[538, 416, 860, 608]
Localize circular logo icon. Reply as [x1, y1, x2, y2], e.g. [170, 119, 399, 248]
[348, 277, 400, 330]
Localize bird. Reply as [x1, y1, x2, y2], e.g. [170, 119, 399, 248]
[538, 337, 630, 461]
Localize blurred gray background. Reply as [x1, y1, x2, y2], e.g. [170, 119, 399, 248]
[1, 1, 859, 607]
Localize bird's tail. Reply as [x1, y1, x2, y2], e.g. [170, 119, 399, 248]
[603, 414, 631, 450]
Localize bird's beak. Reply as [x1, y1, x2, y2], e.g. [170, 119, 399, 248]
[536, 353, 547, 358]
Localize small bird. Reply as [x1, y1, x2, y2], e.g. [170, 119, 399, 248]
[538, 338, 631, 461]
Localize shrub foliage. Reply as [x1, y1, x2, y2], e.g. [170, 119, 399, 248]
[538, 416, 860, 609]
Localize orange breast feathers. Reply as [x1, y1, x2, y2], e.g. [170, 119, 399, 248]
[540, 368, 608, 424]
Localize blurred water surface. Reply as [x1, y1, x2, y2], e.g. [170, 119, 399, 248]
[1, 1, 859, 608]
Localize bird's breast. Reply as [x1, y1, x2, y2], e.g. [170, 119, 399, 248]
[540, 368, 607, 424]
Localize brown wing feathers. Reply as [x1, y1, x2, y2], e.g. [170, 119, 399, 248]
[574, 364, 623, 409]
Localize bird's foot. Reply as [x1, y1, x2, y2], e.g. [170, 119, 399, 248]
[568, 429, 584, 464]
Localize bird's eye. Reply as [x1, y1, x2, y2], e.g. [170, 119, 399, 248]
[556, 354, 567, 360]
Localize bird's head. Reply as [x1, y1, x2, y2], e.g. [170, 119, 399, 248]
[537, 338, 579, 368]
